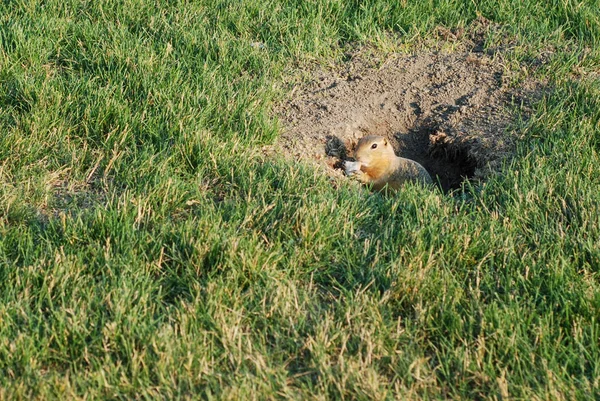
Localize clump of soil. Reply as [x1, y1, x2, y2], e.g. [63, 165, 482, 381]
[274, 43, 544, 192]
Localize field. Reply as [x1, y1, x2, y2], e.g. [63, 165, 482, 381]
[1, 0, 600, 399]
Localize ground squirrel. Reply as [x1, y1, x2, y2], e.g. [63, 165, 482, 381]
[344, 135, 433, 191]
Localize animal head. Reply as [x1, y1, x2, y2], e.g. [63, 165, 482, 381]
[353, 136, 395, 166]
[344, 136, 395, 180]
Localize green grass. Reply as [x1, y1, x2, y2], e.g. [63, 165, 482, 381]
[1, 0, 600, 399]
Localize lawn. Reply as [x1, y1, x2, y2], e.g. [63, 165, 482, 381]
[1, 0, 599, 399]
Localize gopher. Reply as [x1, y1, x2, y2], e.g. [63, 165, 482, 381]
[344, 135, 432, 191]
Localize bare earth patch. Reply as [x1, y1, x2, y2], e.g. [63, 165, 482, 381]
[274, 44, 545, 192]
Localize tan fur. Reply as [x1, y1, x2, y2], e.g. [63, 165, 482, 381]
[344, 135, 432, 191]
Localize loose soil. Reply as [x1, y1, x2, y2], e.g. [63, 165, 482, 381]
[274, 41, 545, 192]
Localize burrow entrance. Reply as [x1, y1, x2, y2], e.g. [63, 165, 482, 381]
[274, 43, 544, 193]
[324, 124, 477, 193]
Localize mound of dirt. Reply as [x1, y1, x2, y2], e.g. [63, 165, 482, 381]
[274, 46, 544, 192]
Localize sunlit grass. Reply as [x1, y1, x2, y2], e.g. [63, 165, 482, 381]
[1, 0, 599, 399]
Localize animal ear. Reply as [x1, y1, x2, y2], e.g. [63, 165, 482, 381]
[383, 138, 388, 146]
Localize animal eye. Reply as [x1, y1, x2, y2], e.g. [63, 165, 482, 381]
[371, 143, 378, 149]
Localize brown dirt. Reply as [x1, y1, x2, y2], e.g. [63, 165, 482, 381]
[273, 43, 545, 192]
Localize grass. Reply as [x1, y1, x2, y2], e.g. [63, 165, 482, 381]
[1, 0, 599, 399]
